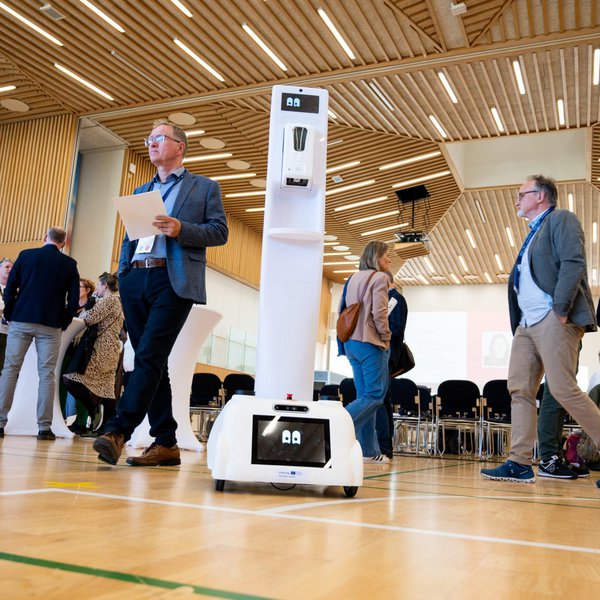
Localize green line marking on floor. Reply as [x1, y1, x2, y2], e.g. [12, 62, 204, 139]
[0, 551, 277, 600]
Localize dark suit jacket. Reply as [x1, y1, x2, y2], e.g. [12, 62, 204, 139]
[119, 170, 228, 304]
[3, 244, 80, 329]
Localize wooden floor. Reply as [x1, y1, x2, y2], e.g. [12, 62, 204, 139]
[1, 435, 599, 599]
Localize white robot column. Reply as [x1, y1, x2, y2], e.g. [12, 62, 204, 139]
[254, 87, 328, 403]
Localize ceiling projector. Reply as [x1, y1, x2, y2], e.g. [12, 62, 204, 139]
[395, 231, 428, 243]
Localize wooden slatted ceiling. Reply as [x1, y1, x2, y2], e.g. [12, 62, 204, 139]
[0, 0, 599, 289]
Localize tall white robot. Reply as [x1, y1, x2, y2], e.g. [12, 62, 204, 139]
[207, 85, 363, 497]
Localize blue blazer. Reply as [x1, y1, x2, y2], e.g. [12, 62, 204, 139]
[3, 244, 80, 329]
[119, 171, 229, 304]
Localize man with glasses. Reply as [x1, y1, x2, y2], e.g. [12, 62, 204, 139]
[481, 175, 600, 483]
[93, 119, 228, 466]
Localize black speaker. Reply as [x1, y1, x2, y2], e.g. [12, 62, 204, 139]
[395, 185, 429, 203]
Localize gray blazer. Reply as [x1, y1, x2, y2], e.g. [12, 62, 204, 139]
[119, 171, 228, 304]
[508, 208, 596, 334]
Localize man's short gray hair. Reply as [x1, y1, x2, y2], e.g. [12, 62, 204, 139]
[152, 118, 188, 156]
[528, 175, 558, 206]
[46, 226, 67, 244]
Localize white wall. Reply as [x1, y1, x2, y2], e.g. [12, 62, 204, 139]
[329, 281, 600, 394]
[70, 149, 124, 279]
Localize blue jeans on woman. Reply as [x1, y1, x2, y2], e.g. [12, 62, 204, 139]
[344, 339, 389, 457]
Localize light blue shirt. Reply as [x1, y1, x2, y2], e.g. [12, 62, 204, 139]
[517, 210, 553, 327]
[132, 167, 185, 261]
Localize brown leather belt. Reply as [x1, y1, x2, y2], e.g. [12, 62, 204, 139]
[132, 258, 167, 269]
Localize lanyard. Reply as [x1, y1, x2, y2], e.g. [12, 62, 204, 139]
[513, 206, 555, 292]
[149, 172, 185, 204]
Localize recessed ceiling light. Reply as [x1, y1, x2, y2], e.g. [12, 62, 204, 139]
[494, 253, 504, 271]
[333, 269, 359, 274]
[391, 171, 451, 189]
[450, 273, 460, 284]
[317, 7, 355, 60]
[378, 151, 441, 171]
[183, 152, 232, 163]
[80, 0, 124, 33]
[465, 228, 476, 249]
[245, 207, 265, 212]
[227, 159, 252, 170]
[344, 255, 360, 261]
[242, 23, 287, 71]
[512, 59, 526, 94]
[173, 38, 225, 82]
[484, 272, 493, 283]
[54, 63, 114, 101]
[458, 255, 469, 273]
[200, 137, 225, 150]
[332, 245, 349, 251]
[429, 115, 447, 138]
[169, 112, 196, 126]
[464, 274, 479, 280]
[593, 222, 597, 244]
[325, 179, 376, 196]
[328, 109, 338, 119]
[334, 196, 387, 212]
[0, 98, 29, 112]
[0, 2, 63, 46]
[505, 226, 515, 247]
[326, 160, 360, 174]
[568, 192, 574, 212]
[185, 129, 205, 137]
[324, 234, 338, 242]
[250, 179, 267, 188]
[593, 48, 600, 86]
[323, 261, 359, 266]
[438, 71, 459, 103]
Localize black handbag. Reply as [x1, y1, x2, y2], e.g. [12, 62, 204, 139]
[390, 342, 415, 377]
[66, 324, 99, 375]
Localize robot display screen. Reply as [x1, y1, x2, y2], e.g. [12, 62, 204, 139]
[251, 415, 331, 467]
[280, 92, 320, 114]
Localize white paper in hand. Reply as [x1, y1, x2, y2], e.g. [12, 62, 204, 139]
[114, 190, 164, 240]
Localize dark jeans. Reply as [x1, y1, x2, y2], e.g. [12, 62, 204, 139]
[104, 267, 192, 447]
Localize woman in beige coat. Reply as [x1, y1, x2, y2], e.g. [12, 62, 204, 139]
[339, 241, 392, 462]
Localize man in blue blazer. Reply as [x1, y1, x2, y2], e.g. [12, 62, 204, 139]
[0, 227, 80, 439]
[94, 120, 228, 466]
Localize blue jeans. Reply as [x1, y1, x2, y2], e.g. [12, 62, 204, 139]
[0, 321, 62, 429]
[344, 340, 389, 457]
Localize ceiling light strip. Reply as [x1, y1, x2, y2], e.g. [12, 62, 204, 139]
[325, 179, 376, 196]
[557, 99, 565, 125]
[54, 63, 114, 101]
[505, 226, 515, 248]
[484, 272, 493, 284]
[568, 193, 574, 212]
[450, 273, 460, 284]
[245, 207, 265, 212]
[474, 199, 487, 223]
[391, 170, 451, 189]
[328, 109, 338, 119]
[438, 71, 459, 103]
[0, 2, 63, 45]
[326, 160, 361, 174]
[424, 257, 435, 273]
[512, 59, 526, 94]
[317, 8, 355, 60]
[368, 81, 395, 112]
[490, 107, 504, 133]
[333, 269, 359, 274]
[593, 222, 597, 244]
[173, 38, 225, 82]
[183, 152, 232, 163]
[417, 274, 429, 285]
[361, 223, 408, 237]
[458, 255, 469, 273]
[348, 209, 399, 225]
[225, 190, 266, 198]
[185, 129, 205, 137]
[170, 0, 192, 17]
[211, 172, 257, 181]
[465, 228, 477, 249]
[242, 24, 287, 71]
[80, 0, 124, 33]
[429, 115, 447, 138]
[494, 253, 504, 272]
[593, 48, 600, 86]
[379, 151, 441, 171]
[334, 196, 387, 212]
[0, 85, 16, 93]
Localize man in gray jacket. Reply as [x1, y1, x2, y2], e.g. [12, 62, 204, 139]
[481, 175, 600, 483]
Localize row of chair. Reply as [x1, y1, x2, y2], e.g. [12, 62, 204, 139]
[190, 372, 255, 407]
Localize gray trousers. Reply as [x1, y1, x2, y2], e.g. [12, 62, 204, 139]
[0, 321, 62, 429]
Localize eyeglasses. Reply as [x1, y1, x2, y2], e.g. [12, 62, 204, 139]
[143, 134, 183, 147]
[517, 190, 541, 200]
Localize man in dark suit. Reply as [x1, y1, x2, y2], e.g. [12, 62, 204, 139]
[0, 227, 80, 439]
[93, 119, 228, 466]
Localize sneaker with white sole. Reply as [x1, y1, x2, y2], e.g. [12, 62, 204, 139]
[363, 455, 390, 463]
[538, 455, 578, 479]
[481, 460, 535, 482]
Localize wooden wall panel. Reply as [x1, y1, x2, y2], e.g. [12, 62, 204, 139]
[0, 114, 78, 258]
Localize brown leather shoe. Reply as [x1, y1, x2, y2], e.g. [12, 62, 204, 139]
[93, 432, 125, 465]
[126, 442, 181, 467]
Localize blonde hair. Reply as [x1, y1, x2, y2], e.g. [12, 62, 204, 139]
[359, 240, 389, 271]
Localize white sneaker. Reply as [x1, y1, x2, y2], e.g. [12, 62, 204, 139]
[363, 455, 390, 463]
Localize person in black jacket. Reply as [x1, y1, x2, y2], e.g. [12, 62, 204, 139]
[376, 272, 408, 458]
[0, 227, 79, 440]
